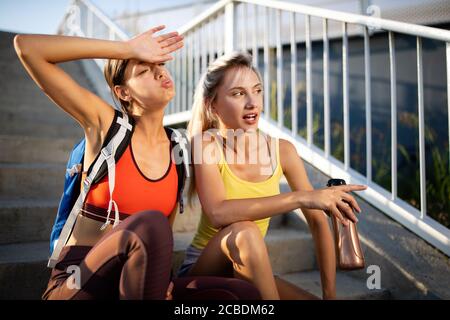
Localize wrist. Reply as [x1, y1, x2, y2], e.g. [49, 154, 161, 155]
[295, 190, 310, 209]
[120, 40, 134, 60]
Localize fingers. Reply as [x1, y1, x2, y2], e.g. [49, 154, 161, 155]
[339, 184, 367, 192]
[162, 40, 184, 54]
[157, 32, 181, 43]
[341, 193, 361, 213]
[331, 205, 349, 226]
[337, 200, 358, 223]
[160, 35, 184, 49]
[148, 25, 166, 35]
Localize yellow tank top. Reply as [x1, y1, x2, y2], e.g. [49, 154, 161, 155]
[191, 135, 283, 250]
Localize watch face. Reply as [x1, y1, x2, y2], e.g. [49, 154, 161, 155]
[327, 178, 346, 187]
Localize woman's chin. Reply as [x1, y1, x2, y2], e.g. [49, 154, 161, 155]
[241, 121, 259, 132]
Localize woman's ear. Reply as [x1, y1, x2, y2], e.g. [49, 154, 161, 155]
[208, 99, 217, 114]
[114, 85, 131, 102]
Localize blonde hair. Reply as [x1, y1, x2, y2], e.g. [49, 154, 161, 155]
[187, 51, 261, 138]
[187, 51, 262, 204]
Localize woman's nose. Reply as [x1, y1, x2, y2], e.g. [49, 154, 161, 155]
[245, 97, 258, 109]
[155, 67, 166, 80]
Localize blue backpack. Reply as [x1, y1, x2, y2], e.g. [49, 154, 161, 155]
[48, 110, 190, 268]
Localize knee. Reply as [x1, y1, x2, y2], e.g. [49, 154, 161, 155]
[224, 221, 266, 258]
[122, 211, 172, 246]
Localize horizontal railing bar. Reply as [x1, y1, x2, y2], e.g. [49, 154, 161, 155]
[178, 0, 230, 35]
[237, 0, 450, 42]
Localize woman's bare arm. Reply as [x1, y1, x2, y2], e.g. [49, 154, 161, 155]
[13, 26, 183, 132]
[194, 135, 366, 229]
[14, 34, 127, 130]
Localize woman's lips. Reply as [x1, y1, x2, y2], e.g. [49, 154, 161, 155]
[242, 113, 258, 125]
[161, 79, 173, 89]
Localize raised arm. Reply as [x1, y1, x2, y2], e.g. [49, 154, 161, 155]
[13, 26, 183, 132]
[194, 135, 366, 229]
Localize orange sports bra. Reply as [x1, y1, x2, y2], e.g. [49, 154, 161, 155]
[81, 142, 178, 223]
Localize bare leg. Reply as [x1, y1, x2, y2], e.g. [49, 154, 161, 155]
[187, 221, 280, 300]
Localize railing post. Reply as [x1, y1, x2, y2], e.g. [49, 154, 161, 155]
[290, 12, 297, 137]
[242, 3, 247, 51]
[306, 15, 312, 145]
[343, 22, 350, 171]
[188, 33, 194, 110]
[417, 37, 426, 219]
[364, 26, 372, 182]
[87, 8, 93, 37]
[201, 25, 207, 73]
[447, 42, 450, 173]
[209, 18, 215, 64]
[276, 10, 283, 128]
[224, 2, 236, 54]
[323, 18, 330, 158]
[263, 7, 270, 118]
[389, 31, 397, 200]
[252, 4, 259, 68]
[195, 27, 200, 88]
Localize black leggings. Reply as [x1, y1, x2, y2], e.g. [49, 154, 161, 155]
[42, 211, 260, 300]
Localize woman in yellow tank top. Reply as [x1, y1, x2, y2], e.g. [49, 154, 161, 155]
[180, 52, 367, 300]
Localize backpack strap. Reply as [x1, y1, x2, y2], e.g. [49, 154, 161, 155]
[48, 112, 133, 268]
[167, 128, 191, 214]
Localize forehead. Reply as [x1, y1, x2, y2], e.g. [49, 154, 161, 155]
[220, 67, 260, 90]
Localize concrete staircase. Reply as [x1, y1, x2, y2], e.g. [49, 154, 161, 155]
[0, 30, 82, 299]
[2, 30, 446, 300]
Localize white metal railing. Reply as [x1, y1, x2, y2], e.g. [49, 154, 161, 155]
[58, 0, 450, 256]
[171, 0, 450, 255]
[57, 0, 130, 70]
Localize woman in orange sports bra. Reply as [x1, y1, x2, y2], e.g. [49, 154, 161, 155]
[14, 26, 260, 300]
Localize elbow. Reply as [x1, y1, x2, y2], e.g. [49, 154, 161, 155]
[208, 209, 225, 229]
[13, 34, 29, 59]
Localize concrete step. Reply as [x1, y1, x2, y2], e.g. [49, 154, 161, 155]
[280, 270, 391, 300]
[0, 241, 51, 300]
[0, 163, 66, 200]
[0, 100, 80, 119]
[0, 135, 78, 164]
[0, 199, 59, 244]
[0, 110, 83, 138]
